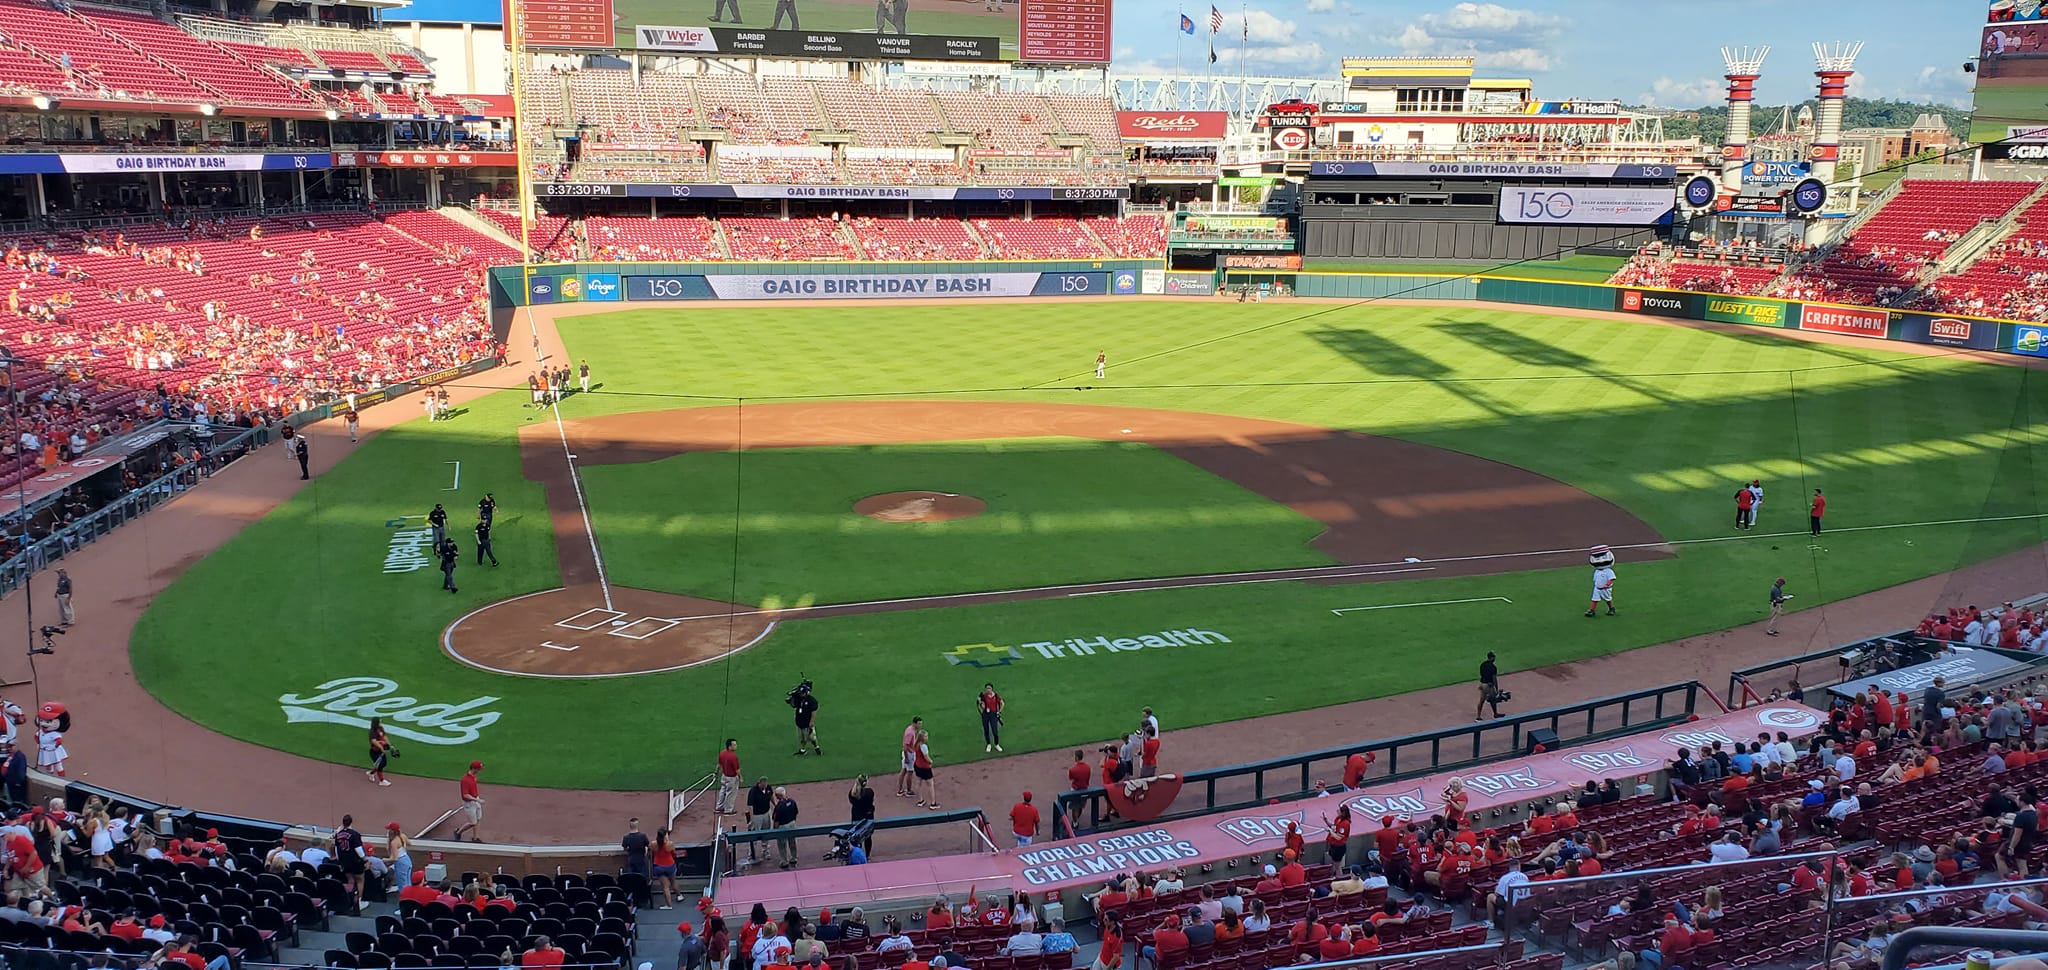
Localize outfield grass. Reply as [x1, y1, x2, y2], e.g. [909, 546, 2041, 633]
[1299, 254, 1625, 283]
[129, 301, 2048, 789]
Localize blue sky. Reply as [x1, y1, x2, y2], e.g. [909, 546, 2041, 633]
[404, 0, 1981, 110]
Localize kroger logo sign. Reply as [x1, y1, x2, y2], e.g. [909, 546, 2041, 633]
[583, 274, 622, 301]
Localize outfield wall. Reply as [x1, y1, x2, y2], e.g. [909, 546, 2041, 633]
[1233, 270, 2048, 362]
[486, 259, 1168, 307]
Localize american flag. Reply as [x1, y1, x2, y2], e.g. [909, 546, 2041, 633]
[1209, 5, 1222, 33]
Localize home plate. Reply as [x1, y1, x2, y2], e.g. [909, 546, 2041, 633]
[611, 619, 629, 626]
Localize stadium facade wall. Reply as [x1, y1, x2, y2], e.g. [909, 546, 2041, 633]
[1300, 210, 1653, 262]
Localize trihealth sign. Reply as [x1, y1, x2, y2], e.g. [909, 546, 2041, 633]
[942, 628, 1232, 668]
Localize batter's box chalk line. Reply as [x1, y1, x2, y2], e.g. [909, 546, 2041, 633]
[608, 617, 681, 640]
[558, 608, 628, 631]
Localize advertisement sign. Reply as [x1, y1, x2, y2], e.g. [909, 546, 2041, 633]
[335, 151, 518, 168]
[1270, 127, 1312, 152]
[1113, 270, 1138, 294]
[1897, 313, 1998, 349]
[1162, 272, 1216, 296]
[1217, 176, 1282, 187]
[1224, 254, 1303, 269]
[1701, 296, 1791, 328]
[1141, 269, 1166, 295]
[1790, 179, 1829, 214]
[557, 276, 584, 302]
[1799, 303, 1892, 339]
[1825, 647, 2027, 698]
[582, 274, 623, 302]
[1683, 175, 1718, 208]
[1522, 99, 1622, 115]
[1990, 0, 2045, 25]
[1116, 111, 1229, 141]
[625, 276, 716, 301]
[537, 183, 1128, 201]
[634, 24, 1004, 61]
[526, 276, 560, 305]
[1019, 0, 1111, 63]
[702, 273, 1050, 301]
[1310, 161, 1676, 180]
[42, 152, 330, 174]
[1185, 215, 1282, 233]
[1743, 160, 1811, 185]
[2016, 324, 2048, 356]
[1614, 289, 1696, 318]
[1497, 187, 1676, 226]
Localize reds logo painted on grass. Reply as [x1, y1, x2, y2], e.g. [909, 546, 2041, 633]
[941, 629, 1233, 667]
[279, 677, 502, 745]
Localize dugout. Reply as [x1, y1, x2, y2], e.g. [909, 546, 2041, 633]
[1298, 170, 1673, 263]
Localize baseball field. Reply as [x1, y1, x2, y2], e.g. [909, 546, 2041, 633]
[129, 298, 2048, 790]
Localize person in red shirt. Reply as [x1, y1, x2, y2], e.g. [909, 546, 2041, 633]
[1093, 913, 1124, 970]
[1066, 750, 1092, 829]
[1351, 923, 1380, 956]
[1528, 812, 1555, 836]
[1287, 914, 1327, 946]
[1323, 804, 1353, 869]
[1317, 928, 1351, 962]
[1252, 864, 1283, 895]
[400, 871, 441, 907]
[1443, 779, 1469, 823]
[160, 937, 209, 970]
[1092, 880, 1130, 914]
[926, 899, 954, 929]
[1142, 915, 1188, 970]
[1788, 859, 1821, 896]
[454, 761, 484, 842]
[1278, 850, 1306, 887]
[1283, 822, 1305, 860]
[716, 739, 741, 816]
[1932, 618, 1955, 640]
[1810, 489, 1825, 536]
[520, 937, 566, 969]
[1871, 690, 1894, 728]
[1894, 692, 1912, 732]
[978, 683, 1005, 753]
[108, 914, 144, 941]
[1009, 792, 1040, 848]
[1140, 726, 1161, 778]
[6, 831, 44, 892]
[1373, 815, 1402, 866]
[1734, 486, 1754, 530]
[1342, 752, 1374, 789]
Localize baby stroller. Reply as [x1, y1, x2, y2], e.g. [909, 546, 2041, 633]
[824, 818, 874, 864]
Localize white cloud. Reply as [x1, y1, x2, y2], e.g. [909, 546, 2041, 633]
[1114, 46, 1134, 60]
[1389, 2, 1565, 73]
[1637, 76, 1725, 108]
[1304, 0, 1337, 11]
[1235, 8, 1298, 44]
[1243, 41, 1329, 70]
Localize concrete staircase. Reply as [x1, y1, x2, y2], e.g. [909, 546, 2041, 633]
[1934, 181, 2048, 276]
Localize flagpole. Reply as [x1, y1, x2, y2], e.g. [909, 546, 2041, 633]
[1176, 5, 1184, 86]
[1237, 2, 1247, 119]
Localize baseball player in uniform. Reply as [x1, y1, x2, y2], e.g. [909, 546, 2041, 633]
[1585, 545, 1617, 617]
[772, 0, 799, 30]
[1746, 480, 1763, 529]
[1095, 352, 1107, 379]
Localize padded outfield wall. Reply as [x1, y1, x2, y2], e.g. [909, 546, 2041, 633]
[486, 259, 1167, 309]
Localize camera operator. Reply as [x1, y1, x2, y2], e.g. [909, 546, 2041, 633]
[789, 680, 821, 756]
[1476, 651, 1505, 721]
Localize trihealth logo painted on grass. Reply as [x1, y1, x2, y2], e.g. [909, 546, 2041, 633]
[941, 628, 1232, 667]
[384, 524, 437, 574]
[278, 677, 502, 745]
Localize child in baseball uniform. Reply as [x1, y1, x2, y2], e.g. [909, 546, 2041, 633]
[1585, 545, 1617, 617]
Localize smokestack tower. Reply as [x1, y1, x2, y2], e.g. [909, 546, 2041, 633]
[1808, 41, 1862, 185]
[1719, 46, 1769, 191]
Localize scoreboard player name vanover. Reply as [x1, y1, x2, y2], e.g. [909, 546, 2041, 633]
[942, 628, 1232, 667]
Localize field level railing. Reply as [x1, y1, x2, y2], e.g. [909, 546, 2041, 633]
[1057, 680, 1708, 831]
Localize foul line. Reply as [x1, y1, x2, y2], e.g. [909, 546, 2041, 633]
[445, 460, 461, 491]
[525, 305, 615, 613]
[1066, 565, 1434, 597]
[1331, 596, 1513, 615]
[648, 509, 2048, 623]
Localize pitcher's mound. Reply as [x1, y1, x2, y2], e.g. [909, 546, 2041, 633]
[856, 491, 987, 523]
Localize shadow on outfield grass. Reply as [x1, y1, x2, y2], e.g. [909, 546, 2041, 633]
[1305, 326, 1521, 418]
[1434, 320, 1681, 406]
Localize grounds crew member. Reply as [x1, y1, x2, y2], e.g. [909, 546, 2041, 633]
[428, 503, 448, 546]
[475, 517, 498, 567]
[478, 493, 496, 526]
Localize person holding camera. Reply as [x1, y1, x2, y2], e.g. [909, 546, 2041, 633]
[979, 683, 1004, 753]
[1475, 651, 1504, 721]
[367, 717, 394, 787]
[790, 681, 821, 756]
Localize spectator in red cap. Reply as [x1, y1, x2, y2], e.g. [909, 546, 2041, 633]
[400, 870, 440, 906]
[1138, 913, 1186, 970]
[1009, 792, 1040, 848]
[676, 921, 708, 970]
[453, 761, 484, 842]
[1065, 750, 1091, 831]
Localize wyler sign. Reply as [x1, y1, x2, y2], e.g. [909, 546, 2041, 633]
[1897, 313, 1997, 349]
[1798, 304, 1893, 339]
[1614, 289, 1695, 318]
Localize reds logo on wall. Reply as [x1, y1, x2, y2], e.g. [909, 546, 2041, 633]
[1271, 127, 1311, 151]
[1117, 111, 1228, 140]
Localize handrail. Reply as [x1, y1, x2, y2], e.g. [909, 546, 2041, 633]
[1057, 680, 1702, 830]
[0, 463, 205, 597]
[1881, 927, 2048, 970]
